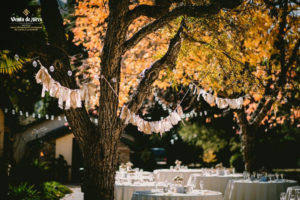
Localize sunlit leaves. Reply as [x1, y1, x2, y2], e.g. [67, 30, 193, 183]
[0, 50, 28, 75]
[72, 0, 299, 127]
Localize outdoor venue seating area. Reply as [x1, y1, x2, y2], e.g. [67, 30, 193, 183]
[113, 161, 299, 200]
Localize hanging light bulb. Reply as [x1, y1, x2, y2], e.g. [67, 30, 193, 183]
[49, 65, 55, 72]
[14, 54, 19, 61]
[32, 61, 38, 67]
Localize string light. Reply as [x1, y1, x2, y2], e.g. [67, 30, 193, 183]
[49, 65, 55, 72]
[32, 61, 38, 67]
[14, 54, 19, 61]
[67, 70, 72, 76]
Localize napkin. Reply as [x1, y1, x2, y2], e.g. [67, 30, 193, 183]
[259, 177, 268, 182]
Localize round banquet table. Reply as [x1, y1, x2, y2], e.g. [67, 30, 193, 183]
[189, 174, 243, 195]
[153, 169, 203, 185]
[114, 182, 155, 200]
[224, 179, 298, 200]
[131, 190, 223, 200]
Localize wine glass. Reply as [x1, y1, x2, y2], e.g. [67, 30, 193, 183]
[253, 172, 257, 179]
[296, 191, 300, 200]
[243, 171, 248, 179]
[187, 176, 195, 191]
[289, 194, 295, 200]
[199, 180, 204, 190]
[280, 192, 286, 200]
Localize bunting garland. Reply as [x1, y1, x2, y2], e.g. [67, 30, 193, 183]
[190, 84, 244, 109]
[35, 65, 96, 110]
[120, 105, 183, 135]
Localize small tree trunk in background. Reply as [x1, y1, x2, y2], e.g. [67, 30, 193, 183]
[237, 111, 257, 172]
[241, 126, 257, 172]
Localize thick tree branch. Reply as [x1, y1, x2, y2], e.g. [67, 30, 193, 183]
[249, 1, 299, 126]
[250, 98, 275, 126]
[40, 0, 67, 50]
[251, 39, 300, 126]
[285, 38, 300, 74]
[39, 0, 94, 147]
[126, 22, 183, 115]
[127, 5, 169, 21]
[124, 0, 242, 53]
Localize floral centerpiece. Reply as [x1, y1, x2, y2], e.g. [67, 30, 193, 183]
[119, 163, 127, 172]
[215, 163, 225, 175]
[175, 160, 182, 170]
[173, 176, 184, 184]
[173, 176, 184, 193]
[126, 161, 133, 171]
[215, 163, 224, 168]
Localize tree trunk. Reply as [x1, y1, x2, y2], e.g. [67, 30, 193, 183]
[237, 111, 256, 172]
[81, 129, 120, 200]
[240, 125, 257, 172]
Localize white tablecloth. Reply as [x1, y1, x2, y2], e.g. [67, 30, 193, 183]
[132, 190, 223, 200]
[153, 169, 203, 185]
[115, 183, 155, 200]
[224, 179, 298, 200]
[189, 174, 243, 195]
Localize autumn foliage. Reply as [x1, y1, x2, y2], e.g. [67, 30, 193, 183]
[71, 0, 299, 127]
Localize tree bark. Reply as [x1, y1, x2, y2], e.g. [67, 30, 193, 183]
[240, 127, 256, 172]
[81, 132, 120, 199]
[237, 110, 257, 172]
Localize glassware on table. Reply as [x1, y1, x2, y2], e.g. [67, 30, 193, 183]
[186, 177, 195, 191]
[289, 194, 295, 200]
[275, 173, 279, 180]
[280, 173, 284, 180]
[280, 192, 286, 200]
[296, 191, 300, 200]
[257, 173, 262, 180]
[268, 174, 273, 181]
[199, 180, 204, 190]
[243, 171, 247, 179]
[253, 172, 257, 179]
